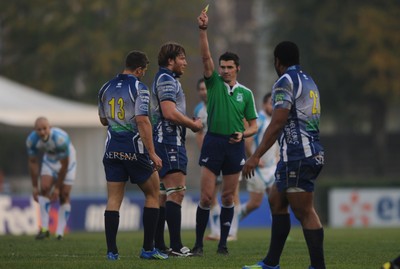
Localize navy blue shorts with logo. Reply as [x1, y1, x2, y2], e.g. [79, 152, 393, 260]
[103, 151, 154, 184]
[155, 143, 188, 178]
[199, 132, 246, 176]
[275, 152, 324, 192]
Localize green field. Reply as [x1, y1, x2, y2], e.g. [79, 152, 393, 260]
[1, 228, 398, 269]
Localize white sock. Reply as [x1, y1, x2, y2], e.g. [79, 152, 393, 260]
[56, 203, 71, 236]
[209, 204, 221, 236]
[38, 196, 51, 230]
[239, 203, 248, 221]
[229, 204, 240, 237]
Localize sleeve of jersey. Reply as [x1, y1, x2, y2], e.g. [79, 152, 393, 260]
[204, 71, 218, 91]
[135, 83, 150, 117]
[26, 134, 37, 156]
[55, 134, 70, 159]
[244, 91, 258, 120]
[193, 103, 202, 118]
[98, 82, 110, 118]
[157, 75, 176, 103]
[273, 78, 293, 110]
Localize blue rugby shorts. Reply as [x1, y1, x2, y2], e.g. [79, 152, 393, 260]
[199, 132, 246, 176]
[103, 151, 154, 184]
[275, 152, 324, 192]
[155, 143, 187, 178]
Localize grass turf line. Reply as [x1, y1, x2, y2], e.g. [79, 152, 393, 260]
[1, 228, 399, 269]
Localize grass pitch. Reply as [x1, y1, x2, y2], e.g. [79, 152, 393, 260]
[1, 228, 398, 269]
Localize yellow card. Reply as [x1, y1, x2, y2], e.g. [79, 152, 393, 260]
[203, 4, 209, 13]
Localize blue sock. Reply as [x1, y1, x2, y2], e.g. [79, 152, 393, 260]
[303, 228, 325, 269]
[142, 207, 159, 251]
[104, 210, 119, 254]
[264, 214, 291, 266]
[218, 205, 234, 248]
[195, 205, 210, 247]
[166, 201, 183, 251]
[154, 206, 166, 250]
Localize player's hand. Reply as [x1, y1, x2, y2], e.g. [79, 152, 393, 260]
[150, 152, 162, 172]
[51, 187, 60, 202]
[32, 187, 39, 202]
[190, 118, 203, 133]
[242, 155, 260, 180]
[198, 8, 208, 28]
[258, 159, 265, 168]
[229, 132, 243, 144]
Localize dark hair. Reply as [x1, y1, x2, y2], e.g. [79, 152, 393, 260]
[274, 41, 300, 67]
[263, 92, 272, 104]
[158, 42, 186, 67]
[125, 50, 149, 70]
[197, 78, 205, 90]
[219, 51, 240, 67]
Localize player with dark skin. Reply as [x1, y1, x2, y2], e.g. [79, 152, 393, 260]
[242, 41, 325, 269]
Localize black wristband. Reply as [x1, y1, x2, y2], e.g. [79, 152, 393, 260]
[199, 25, 208, 30]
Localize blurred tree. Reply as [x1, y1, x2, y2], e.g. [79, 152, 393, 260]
[0, 0, 205, 103]
[266, 0, 400, 175]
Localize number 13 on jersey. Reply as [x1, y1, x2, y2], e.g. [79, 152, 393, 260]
[108, 97, 125, 120]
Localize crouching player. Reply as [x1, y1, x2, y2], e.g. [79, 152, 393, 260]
[27, 117, 76, 240]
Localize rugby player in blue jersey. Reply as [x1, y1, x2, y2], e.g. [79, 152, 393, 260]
[152, 42, 203, 257]
[26, 117, 76, 240]
[242, 41, 326, 269]
[98, 51, 167, 260]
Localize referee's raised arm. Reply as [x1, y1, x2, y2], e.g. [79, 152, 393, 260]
[197, 9, 214, 78]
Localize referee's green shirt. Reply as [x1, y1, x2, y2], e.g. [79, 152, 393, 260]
[205, 71, 258, 136]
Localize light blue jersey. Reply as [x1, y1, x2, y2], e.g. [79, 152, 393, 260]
[272, 65, 323, 162]
[194, 101, 208, 133]
[151, 67, 187, 146]
[26, 127, 74, 163]
[98, 73, 150, 154]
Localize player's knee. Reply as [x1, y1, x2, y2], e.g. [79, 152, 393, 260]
[220, 193, 234, 206]
[200, 194, 213, 208]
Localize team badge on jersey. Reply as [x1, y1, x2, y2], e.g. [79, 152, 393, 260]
[236, 93, 243, 102]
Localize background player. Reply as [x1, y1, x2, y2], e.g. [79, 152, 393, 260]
[240, 92, 279, 221]
[98, 50, 167, 260]
[26, 116, 76, 240]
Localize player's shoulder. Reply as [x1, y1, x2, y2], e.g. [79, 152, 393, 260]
[274, 73, 294, 91]
[194, 102, 205, 115]
[51, 128, 70, 145]
[26, 131, 39, 147]
[156, 68, 175, 83]
[236, 82, 253, 93]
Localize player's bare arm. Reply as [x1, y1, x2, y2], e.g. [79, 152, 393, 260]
[198, 10, 214, 78]
[28, 156, 40, 202]
[160, 100, 203, 132]
[242, 108, 289, 179]
[136, 115, 162, 171]
[99, 117, 108, 126]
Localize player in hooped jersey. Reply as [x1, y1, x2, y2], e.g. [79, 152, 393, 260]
[26, 117, 76, 240]
[151, 43, 202, 257]
[242, 41, 326, 269]
[98, 51, 167, 260]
